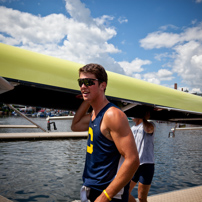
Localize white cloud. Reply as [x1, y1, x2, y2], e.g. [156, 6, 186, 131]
[0, 6, 69, 45]
[140, 23, 202, 50]
[118, 16, 128, 24]
[154, 52, 174, 61]
[159, 24, 178, 31]
[118, 58, 151, 76]
[143, 73, 161, 85]
[192, 19, 198, 25]
[195, 0, 202, 3]
[132, 73, 142, 80]
[94, 15, 114, 26]
[142, 68, 173, 85]
[140, 31, 180, 49]
[181, 24, 202, 42]
[65, 0, 92, 24]
[0, 1, 125, 73]
[0, 33, 19, 45]
[173, 41, 202, 89]
[140, 23, 202, 92]
[157, 69, 173, 79]
[191, 88, 201, 93]
[191, 54, 202, 70]
[121, 40, 126, 45]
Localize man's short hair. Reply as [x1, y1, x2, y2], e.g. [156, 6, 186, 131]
[79, 63, 108, 85]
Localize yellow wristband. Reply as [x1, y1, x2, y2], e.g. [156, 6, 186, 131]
[103, 189, 112, 201]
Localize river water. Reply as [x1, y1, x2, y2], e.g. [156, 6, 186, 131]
[0, 116, 202, 201]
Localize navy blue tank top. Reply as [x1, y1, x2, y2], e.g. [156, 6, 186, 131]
[82, 103, 121, 191]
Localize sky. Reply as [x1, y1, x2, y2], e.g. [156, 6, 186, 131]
[0, 0, 202, 93]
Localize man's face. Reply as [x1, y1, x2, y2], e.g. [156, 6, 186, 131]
[79, 72, 100, 102]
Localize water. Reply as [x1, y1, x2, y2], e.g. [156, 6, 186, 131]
[0, 116, 202, 201]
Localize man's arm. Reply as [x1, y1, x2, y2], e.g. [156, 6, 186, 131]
[95, 107, 140, 202]
[143, 111, 154, 134]
[71, 101, 91, 132]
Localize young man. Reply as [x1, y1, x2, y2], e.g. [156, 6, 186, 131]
[129, 112, 155, 202]
[71, 63, 140, 202]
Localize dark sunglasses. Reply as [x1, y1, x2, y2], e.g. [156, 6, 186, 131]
[78, 78, 99, 87]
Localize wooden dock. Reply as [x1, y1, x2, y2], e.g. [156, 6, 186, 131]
[0, 132, 88, 140]
[0, 195, 12, 202]
[1, 185, 202, 201]
[147, 185, 202, 202]
[0, 125, 38, 128]
[71, 185, 202, 202]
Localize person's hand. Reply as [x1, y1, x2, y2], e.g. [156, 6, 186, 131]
[94, 193, 110, 202]
[76, 94, 83, 99]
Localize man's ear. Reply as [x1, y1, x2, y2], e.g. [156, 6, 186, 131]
[100, 82, 107, 90]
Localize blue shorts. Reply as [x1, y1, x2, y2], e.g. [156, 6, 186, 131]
[132, 164, 154, 185]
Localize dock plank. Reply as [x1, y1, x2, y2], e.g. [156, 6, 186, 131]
[147, 185, 202, 202]
[0, 125, 38, 128]
[0, 132, 88, 140]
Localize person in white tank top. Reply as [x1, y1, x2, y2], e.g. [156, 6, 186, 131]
[129, 112, 155, 202]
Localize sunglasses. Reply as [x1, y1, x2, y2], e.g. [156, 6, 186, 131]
[78, 78, 99, 87]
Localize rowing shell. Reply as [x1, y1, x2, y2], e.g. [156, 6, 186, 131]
[0, 43, 202, 125]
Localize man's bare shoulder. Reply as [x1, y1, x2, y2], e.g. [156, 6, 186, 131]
[103, 106, 129, 133]
[105, 106, 126, 119]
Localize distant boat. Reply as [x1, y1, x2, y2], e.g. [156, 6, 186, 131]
[37, 112, 47, 117]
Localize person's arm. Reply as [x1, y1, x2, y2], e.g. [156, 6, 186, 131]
[95, 108, 140, 202]
[143, 111, 154, 134]
[71, 101, 91, 132]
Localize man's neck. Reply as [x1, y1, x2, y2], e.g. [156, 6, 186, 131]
[91, 96, 109, 117]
